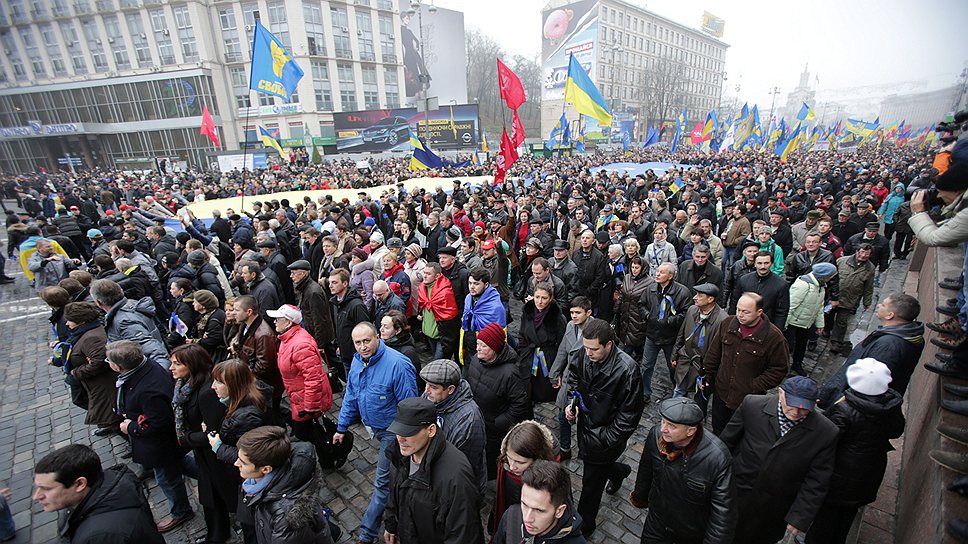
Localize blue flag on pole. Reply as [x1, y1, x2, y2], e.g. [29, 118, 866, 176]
[622, 131, 631, 151]
[250, 21, 304, 103]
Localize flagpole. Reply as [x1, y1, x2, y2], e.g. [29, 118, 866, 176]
[240, 18, 262, 215]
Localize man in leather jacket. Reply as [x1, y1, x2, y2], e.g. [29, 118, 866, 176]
[565, 319, 644, 539]
[631, 398, 735, 544]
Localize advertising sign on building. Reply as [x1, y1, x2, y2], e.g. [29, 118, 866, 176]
[216, 153, 268, 172]
[333, 104, 479, 152]
[541, 0, 600, 101]
[701, 11, 726, 37]
[398, 1, 468, 106]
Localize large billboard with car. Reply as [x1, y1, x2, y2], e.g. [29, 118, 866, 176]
[333, 104, 479, 152]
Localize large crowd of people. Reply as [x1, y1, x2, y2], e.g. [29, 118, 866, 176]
[2, 134, 967, 544]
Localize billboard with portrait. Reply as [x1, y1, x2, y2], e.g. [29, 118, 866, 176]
[541, 0, 599, 101]
[398, 2, 468, 106]
[333, 104, 479, 152]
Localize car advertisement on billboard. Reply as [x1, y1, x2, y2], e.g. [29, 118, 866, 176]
[399, 1, 468, 107]
[334, 104, 479, 152]
[541, 0, 599, 101]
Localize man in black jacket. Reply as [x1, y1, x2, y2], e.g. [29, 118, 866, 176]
[493, 460, 587, 544]
[107, 340, 194, 533]
[288, 259, 335, 359]
[209, 210, 233, 246]
[33, 444, 165, 544]
[571, 230, 608, 312]
[639, 262, 693, 402]
[438, 246, 470, 315]
[729, 251, 790, 328]
[720, 377, 838, 544]
[722, 240, 758, 306]
[258, 239, 295, 305]
[240, 261, 282, 322]
[565, 319, 644, 539]
[630, 398, 735, 543]
[384, 397, 484, 544]
[328, 268, 370, 380]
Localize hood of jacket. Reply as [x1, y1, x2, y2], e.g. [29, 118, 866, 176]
[386, 332, 416, 350]
[334, 288, 363, 308]
[843, 388, 903, 415]
[435, 379, 475, 415]
[483, 343, 518, 367]
[107, 296, 156, 322]
[352, 258, 374, 274]
[248, 442, 322, 529]
[535, 505, 584, 543]
[62, 466, 147, 538]
[868, 321, 925, 346]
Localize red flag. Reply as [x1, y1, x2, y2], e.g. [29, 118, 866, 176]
[690, 121, 705, 144]
[200, 105, 220, 148]
[497, 59, 526, 110]
[494, 128, 518, 182]
[510, 110, 526, 148]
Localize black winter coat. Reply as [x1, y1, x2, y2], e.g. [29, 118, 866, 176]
[571, 246, 608, 302]
[294, 276, 335, 348]
[215, 400, 272, 465]
[730, 271, 790, 328]
[720, 394, 838, 541]
[517, 301, 566, 403]
[248, 276, 282, 320]
[465, 344, 530, 443]
[165, 295, 196, 348]
[59, 465, 165, 544]
[176, 378, 240, 511]
[385, 432, 484, 544]
[638, 280, 693, 346]
[442, 261, 470, 315]
[822, 389, 904, 507]
[723, 258, 755, 307]
[677, 259, 724, 294]
[615, 272, 653, 347]
[331, 291, 370, 367]
[242, 442, 335, 544]
[566, 345, 644, 464]
[784, 248, 840, 301]
[632, 425, 735, 544]
[116, 361, 184, 469]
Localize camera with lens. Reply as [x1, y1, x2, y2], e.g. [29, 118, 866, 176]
[936, 111, 968, 134]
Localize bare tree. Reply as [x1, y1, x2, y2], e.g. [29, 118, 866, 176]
[638, 55, 687, 129]
[465, 29, 542, 137]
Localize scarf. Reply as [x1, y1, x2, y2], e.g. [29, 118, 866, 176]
[491, 464, 523, 534]
[115, 357, 148, 416]
[739, 317, 764, 338]
[242, 470, 276, 496]
[533, 304, 551, 330]
[172, 378, 194, 446]
[658, 424, 704, 461]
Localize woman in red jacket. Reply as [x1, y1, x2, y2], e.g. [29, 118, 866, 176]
[266, 304, 332, 441]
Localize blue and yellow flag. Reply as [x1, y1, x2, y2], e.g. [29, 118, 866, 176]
[575, 125, 586, 154]
[259, 126, 284, 155]
[409, 130, 444, 170]
[545, 114, 566, 150]
[733, 103, 755, 150]
[797, 102, 816, 122]
[776, 123, 803, 161]
[670, 108, 687, 153]
[250, 21, 304, 103]
[699, 111, 717, 153]
[564, 54, 611, 126]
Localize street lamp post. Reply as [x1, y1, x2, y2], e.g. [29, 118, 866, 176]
[407, 0, 436, 141]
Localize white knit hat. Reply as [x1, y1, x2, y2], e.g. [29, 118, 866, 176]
[846, 358, 892, 396]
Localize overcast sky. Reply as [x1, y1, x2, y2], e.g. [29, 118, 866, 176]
[436, 0, 968, 109]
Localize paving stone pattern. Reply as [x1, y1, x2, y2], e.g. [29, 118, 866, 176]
[0, 223, 908, 543]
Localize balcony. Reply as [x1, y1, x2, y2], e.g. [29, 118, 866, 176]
[224, 52, 244, 63]
[95, 0, 115, 10]
[353, 0, 370, 6]
[359, 51, 375, 62]
[73, 3, 92, 14]
[334, 47, 352, 59]
[376, 0, 393, 10]
[382, 53, 397, 63]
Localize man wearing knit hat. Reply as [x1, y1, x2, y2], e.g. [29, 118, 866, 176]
[809, 359, 904, 544]
[720, 376, 838, 543]
[785, 262, 838, 375]
[465, 322, 529, 480]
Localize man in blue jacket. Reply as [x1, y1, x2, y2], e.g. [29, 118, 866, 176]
[333, 322, 417, 544]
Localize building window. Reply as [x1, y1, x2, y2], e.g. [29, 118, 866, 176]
[103, 15, 130, 70]
[219, 9, 242, 62]
[378, 13, 395, 61]
[357, 11, 374, 62]
[231, 66, 250, 108]
[304, 3, 326, 56]
[173, 6, 197, 61]
[125, 12, 152, 67]
[267, 2, 289, 47]
[20, 28, 46, 78]
[337, 61, 356, 110]
[150, 10, 175, 65]
[80, 19, 108, 72]
[241, 3, 259, 43]
[58, 21, 85, 74]
[331, 7, 351, 58]
[362, 64, 379, 108]
[311, 60, 333, 111]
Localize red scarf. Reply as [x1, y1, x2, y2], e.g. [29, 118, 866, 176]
[658, 424, 704, 461]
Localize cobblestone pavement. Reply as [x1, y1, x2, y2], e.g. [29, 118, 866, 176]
[0, 219, 909, 543]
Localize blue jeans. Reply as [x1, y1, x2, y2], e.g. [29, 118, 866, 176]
[557, 408, 572, 452]
[641, 338, 674, 401]
[621, 343, 644, 362]
[359, 429, 396, 542]
[958, 248, 968, 331]
[721, 246, 737, 274]
[0, 493, 14, 541]
[154, 458, 192, 519]
[428, 337, 445, 360]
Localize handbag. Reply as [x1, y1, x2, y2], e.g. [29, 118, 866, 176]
[309, 415, 353, 469]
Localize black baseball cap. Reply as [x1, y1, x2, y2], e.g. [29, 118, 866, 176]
[388, 397, 437, 437]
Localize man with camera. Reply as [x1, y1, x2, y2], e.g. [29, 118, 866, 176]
[909, 160, 968, 377]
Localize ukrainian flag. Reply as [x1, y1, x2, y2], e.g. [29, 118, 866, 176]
[797, 102, 816, 122]
[777, 124, 803, 161]
[563, 54, 611, 126]
[699, 111, 717, 152]
[250, 21, 304, 102]
[259, 126, 284, 155]
[670, 109, 687, 153]
[409, 130, 443, 170]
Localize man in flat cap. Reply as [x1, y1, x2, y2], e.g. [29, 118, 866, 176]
[259, 238, 294, 304]
[671, 283, 728, 411]
[420, 359, 487, 493]
[288, 259, 336, 366]
[630, 397, 735, 543]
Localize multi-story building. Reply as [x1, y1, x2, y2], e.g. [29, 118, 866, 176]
[780, 65, 816, 124]
[880, 84, 964, 128]
[0, 0, 409, 173]
[541, 0, 728, 139]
